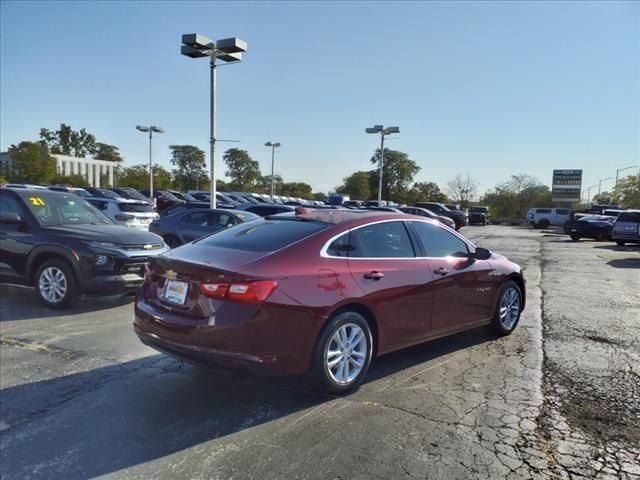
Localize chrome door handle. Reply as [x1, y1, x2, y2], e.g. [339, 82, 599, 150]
[433, 267, 449, 276]
[364, 271, 384, 280]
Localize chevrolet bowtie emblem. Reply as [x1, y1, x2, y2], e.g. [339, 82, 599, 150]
[166, 270, 177, 280]
[143, 244, 153, 250]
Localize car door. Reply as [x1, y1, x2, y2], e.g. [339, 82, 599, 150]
[179, 211, 213, 242]
[0, 191, 36, 280]
[345, 220, 434, 350]
[408, 220, 498, 336]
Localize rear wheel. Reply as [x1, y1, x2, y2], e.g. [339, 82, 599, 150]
[538, 219, 550, 229]
[487, 280, 522, 336]
[616, 240, 626, 246]
[311, 311, 373, 394]
[35, 259, 80, 309]
[570, 234, 580, 241]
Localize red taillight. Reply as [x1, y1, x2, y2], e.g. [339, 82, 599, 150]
[199, 280, 278, 304]
[199, 283, 229, 299]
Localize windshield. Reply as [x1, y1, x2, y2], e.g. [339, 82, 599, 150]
[578, 215, 614, 223]
[124, 190, 149, 201]
[470, 207, 488, 213]
[73, 189, 92, 198]
[161, 191, 179, 201]
[183, 193, 197, 201]
[21, 192, 113, 226]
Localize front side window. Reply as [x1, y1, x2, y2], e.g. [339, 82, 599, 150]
[411, 221, 469, 258]
[0, 193, 27, 218]
[555, 209, 569, 215]
[536, 209, 552, 214]
[20, 192, 112, 225]
[349, 221, 415, 258]
[617, 212, 640, 223]
[181, 211, 210, 226]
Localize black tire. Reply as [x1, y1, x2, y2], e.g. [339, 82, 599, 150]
[482, 219, 487, 226]
[311, 311, 373, 395]
[538, 219, 550, 229]
[616, 240, 626, 246]
[570, 234, 580, 241]
[34, 259, 80, 309]
[487, 280, 522, 336]
[164, 235, 182, 248]
[594, 229, 607, 242]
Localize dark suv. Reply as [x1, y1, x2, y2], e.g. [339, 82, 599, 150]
[0, 188, 168, 308]
[468, 206, 490, 225]
[414, 202, 466, 230]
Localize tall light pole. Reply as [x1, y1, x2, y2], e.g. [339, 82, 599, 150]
[181, 34, 247, 209]
[615, 165, 639, 187]
[586, 184, 598, 205]
[365, 125, 400, 203]
[135, 125, 164, 201]
[598, 176, 614, 195]
[264, 142, 281, 201]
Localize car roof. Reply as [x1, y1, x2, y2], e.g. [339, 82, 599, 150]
[291, 208, 428, 227]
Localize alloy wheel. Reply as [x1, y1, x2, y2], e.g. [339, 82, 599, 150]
[499, 287, 520, 329]
[38, 266, 68, 303]
[325, 323, 367, 385]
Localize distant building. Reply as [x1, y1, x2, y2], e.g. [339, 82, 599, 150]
[0, 153, 116, 187]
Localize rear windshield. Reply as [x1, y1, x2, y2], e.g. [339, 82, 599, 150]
[197, 218, 329, 252]
[118, 202, 155, 213]
[617, 212, 640, 223]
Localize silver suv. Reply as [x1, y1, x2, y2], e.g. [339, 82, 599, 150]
[612, 210, 640, 246]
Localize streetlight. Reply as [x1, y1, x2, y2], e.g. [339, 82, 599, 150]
[365, 125, 400, 204]
[598, 176, 614, 195]
[615, 165, 639, 187]
[181, 33, 247, 209]
[586, 184, 598, 205]
[135, 125, 164, 201]
[264, 142, 281, 201]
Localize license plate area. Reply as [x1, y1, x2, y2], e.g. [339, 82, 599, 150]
[164, 279, 189, 305]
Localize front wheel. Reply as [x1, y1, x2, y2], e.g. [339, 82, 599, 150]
[35, 259, 80, 309]
[570, 234, 580, 241]
[311, 311, 373, 394]
[594, 229, 607, 242]
[616, 240, 626, 246]
[487, 280, 522, 336]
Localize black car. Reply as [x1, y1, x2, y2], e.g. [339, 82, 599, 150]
[563, 215, 615, 242]
[414, 202, 466, 230]
[468, 206, 490, 225]
[85, 187, 124, 199]
[0, 188, 168, 308]
[111, 187, 151, 204]
[149, 208, 259, 247]
[139, 190, 185, 212]
[233, 204, 295, 217]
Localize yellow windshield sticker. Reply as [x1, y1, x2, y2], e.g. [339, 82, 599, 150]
[29, 197, 46, 206]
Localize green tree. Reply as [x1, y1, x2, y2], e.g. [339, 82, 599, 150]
[368, 149, 421, 201]
[169, 145, 208, 191]
[613, 174, 640, 208]
[116, 164, 172, 190]
[336, 171, 371, 200]
[480, 174, 552, 219]
[256, 174, 284, 194]
[412, 181, 448, 203]
[39, 123, 97, 157]
[48, 173, 89, 187]
[280, 182, 313, 198]
[223, 148, 261, 190]
[312, 192, 327, 201]
[7, 141, 56, 183]
[94, 143, 123, 162]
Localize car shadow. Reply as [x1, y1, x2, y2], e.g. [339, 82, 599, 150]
[606, 258, 640, 269]
[0, 284, 134, 322]
[0, 328, 492, 479]
[593, 244, 640, 252]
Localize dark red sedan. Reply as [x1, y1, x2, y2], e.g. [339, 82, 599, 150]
[134, 210, 525, 393]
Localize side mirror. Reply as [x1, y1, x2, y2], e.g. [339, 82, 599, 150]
[472, 246, 492, 260]
[0, 213, 25, 224]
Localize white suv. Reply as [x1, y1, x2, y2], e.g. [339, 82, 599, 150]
[526, 208, 570, 228]
[87, 197, 158, 230]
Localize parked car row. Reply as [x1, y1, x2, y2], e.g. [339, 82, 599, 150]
[562, 209, 640, 244]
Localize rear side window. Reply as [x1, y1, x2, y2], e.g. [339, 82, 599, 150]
[617, 212, 640, 223]
[181, 211, 210, 226]
[118, 203, 154, 213]
[349, 221, 415, 258]
[555, 209, 569, 215]
[536, 209, 552, 214]
[411, 221, 469, 258]
[198, 219, 329, 252]
[326, 233, 351, 257]
[88, 200, 108, 211]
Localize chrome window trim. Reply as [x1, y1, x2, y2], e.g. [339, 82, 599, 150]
[319, 218, 475, 260]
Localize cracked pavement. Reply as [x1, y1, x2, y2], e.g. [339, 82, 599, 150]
[0, 226, 638, 479]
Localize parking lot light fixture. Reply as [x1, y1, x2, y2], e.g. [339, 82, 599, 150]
[135, 125, 164, 201]
[615, 165, 639, 187]
[264, 142, 281, 201]
[598, 176, 614, 196]
[366, 125, 400, 203]
[181, 33, 247, 209]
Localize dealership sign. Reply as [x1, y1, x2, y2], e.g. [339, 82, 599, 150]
[552, 169, 582, 202]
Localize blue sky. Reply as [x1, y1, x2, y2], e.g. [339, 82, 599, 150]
[1, 1, 638, 195]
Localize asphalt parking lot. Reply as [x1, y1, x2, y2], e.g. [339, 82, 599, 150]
[1, 226, 638, 480]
